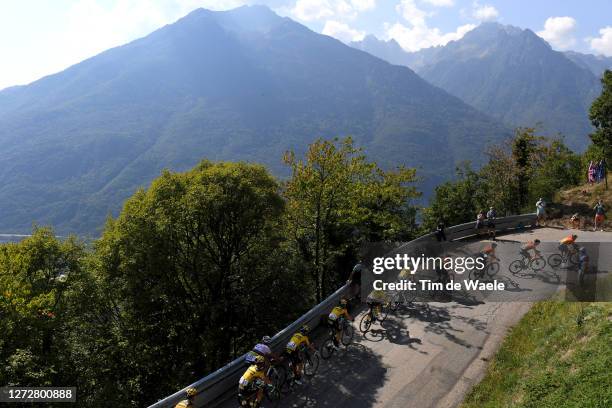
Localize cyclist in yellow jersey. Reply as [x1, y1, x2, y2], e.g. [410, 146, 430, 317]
[285, 325, 315, 385]
[327, 298, 353, 349]
[174, 387, 197, 408]
[238, 355, 270, 408]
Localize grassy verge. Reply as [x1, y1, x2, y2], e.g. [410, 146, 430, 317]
[461, 301, 612, 408]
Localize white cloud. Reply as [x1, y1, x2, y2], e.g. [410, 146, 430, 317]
[176, 0, 248, 12]
[421, 0, 454, 7]
[537, 16, 577, 50]
[387, 0, 473, 52]
[290, 0, 375, 22]
[291, 0, 335, 21]
[396, 0, 430, 26]
[472, 2, 498, 22]
[386, 22, 475, 52]
[350, 0, 377, 12]
[589, 26, 612, 56]
[322, 20, 365, 42]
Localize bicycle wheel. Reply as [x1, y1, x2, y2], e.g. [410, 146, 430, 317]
[509, 260, 524, 275]
[529, 257, 546, 271]
[264, 385, 281, 405]
[359, 313, 372, 334]
[341, 324, 354, 346]
[403, 287, 417, 304]
[268, 365, 286, 392]
[469, 267, 483, 281]
[304, 351, 319, 377]
[320, 338, 335, 360]
[388, 294, 400, 312]
[548, 253, 563, 268]
[486, 262, 500, 278]
[569, 252, 579, 265]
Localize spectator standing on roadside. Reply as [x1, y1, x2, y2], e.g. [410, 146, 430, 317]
[348, 261, 364, 300]
[486, 207, 497, 240]
[594, 200, 606, 231]
[536, 198, 546, 226]
[435, 220, 447, 242]
[476, 210, 486, 232]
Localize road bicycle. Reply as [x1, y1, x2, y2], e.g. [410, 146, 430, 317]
[509, 253, 546, 275]
[238, 381, 281, 408]
[266, 358, 288, 395]
[359, 301, 390, 334]
[468, 260, 500, 281]
[284, 347, 320, 388]
[548, 247, 579, 268]
[320, 318, 354, 359]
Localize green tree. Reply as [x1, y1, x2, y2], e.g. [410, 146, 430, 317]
[422, 163, 488, 230]
[92, 161, 303, 406]
[283, 137, 419, 301]
[0, 228, 85, 386]
[589, 69, 612, 163]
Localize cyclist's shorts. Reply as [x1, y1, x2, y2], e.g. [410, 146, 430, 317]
[595, 214, 605, 223]
[487, 221, 495, 229]
[520, 249, 530, 259]
[285, 349, 302, 365]
[328, 317, 344, 330]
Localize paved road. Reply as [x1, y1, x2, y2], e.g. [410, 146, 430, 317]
[224, 228, 611, 408]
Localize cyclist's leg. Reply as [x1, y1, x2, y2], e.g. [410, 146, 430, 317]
[333, 320, 342, 345]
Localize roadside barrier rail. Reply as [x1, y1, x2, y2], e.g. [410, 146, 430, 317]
[148, 213, 536, 407]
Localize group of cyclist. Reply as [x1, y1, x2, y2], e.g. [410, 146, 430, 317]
[174, 228, 593, 408]
[234, 296, 354, 408]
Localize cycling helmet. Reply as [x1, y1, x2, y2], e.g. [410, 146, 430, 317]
[339, 298, 348, 306]
[262, 335, 272, 345]
[534, 239, 541, 244]
[300, 324, 310, 335]
[491, 242, 498, 248]
[572, 234, 578, 239]
[579, 247, 586, 253]
[186, 387, 197, 398]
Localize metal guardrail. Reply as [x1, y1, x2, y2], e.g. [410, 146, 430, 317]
[148, 213, 536, 408]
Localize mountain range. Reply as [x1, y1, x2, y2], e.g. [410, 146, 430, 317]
[0, 6, 508, 235]
[352, 23, 610, 151]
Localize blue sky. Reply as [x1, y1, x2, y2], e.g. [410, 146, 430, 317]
[1, 0, 611, 90]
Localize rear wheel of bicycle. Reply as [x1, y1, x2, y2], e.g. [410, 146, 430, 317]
[486, 262, 500, 278]
[509, 260, 524, 275]
[320, 338, 335, 360]
[359, 313, 372, 334]
[388, 295, 400, 312]
[268, 365, 286, 393]
[403, 287, 417, 304]
[469, 267, 483, 281]
[530, 257, 546, 271]
[264, 385, 281, 405]
[304, 351, 319, 377]
[341, 324, 354, 346]
[548, 253, 563, 268]
[569, 252, 579, 265]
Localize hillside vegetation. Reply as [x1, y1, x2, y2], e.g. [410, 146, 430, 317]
[461, 301, 612, 408]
